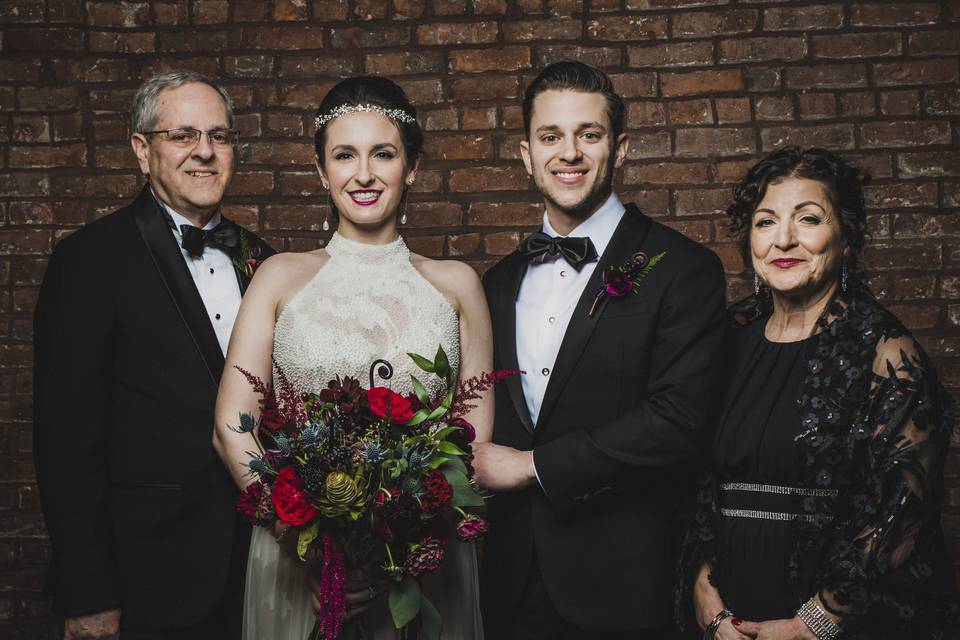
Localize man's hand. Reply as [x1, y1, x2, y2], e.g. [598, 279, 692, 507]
[64, 609, 120, 640]
[472, 442, 536, 491]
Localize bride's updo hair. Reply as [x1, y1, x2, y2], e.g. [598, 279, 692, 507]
[313, 76, 423, 169]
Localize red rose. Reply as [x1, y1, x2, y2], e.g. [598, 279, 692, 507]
[271, 466, 318, 526]
[367, 387, 414, 424]
[237, 480, 264, 524]
[246, 258, 262, 273]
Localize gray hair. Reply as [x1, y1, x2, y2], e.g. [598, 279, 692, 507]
[130, 69, 234, 134]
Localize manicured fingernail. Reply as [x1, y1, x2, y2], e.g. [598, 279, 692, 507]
[732, 618, 742, 626]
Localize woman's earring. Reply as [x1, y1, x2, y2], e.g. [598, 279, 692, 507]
[322, 216, 330, 232]
[754, 273, 760, 295]
[399, 181, 412, 225]
[841, 261, 848, 293]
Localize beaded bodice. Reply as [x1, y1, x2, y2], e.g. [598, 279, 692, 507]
[273, 233, 460, 398]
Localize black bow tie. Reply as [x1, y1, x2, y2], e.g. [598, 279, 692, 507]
[179, 221, 240, 258]
[519, 231, 598, 271]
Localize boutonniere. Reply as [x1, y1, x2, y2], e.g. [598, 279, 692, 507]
[231, 228, 264, 278]
[588, 250, 667, 317]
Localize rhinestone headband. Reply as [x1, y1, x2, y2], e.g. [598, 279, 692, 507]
[314, 103, 417, 129]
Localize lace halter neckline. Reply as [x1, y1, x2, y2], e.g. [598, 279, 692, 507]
[326, 232, 409, 264]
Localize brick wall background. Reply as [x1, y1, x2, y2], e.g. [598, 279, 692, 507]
[1, 0, 958, 636]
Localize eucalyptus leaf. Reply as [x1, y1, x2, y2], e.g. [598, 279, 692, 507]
[388, 574, 421, 629]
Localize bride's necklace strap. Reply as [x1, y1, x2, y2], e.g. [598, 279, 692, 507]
[326, 232, 410, 264]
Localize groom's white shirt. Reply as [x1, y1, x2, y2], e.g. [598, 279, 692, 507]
[515, 192, 625, 426]
[156, 195, 242, 355]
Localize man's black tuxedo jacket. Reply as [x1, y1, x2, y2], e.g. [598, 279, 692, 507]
[33, 187, 274, 629]
[480, 203, 726, 631]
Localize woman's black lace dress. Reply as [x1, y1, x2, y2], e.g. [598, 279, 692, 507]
[675, 285, 960, 639]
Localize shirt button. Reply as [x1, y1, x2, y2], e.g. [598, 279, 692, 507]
[215, 313, 221, 320]
[209, 268, 214, 274]
[541, 367, 550, 376]
[548, 316, 556, 324]
[560, 270, 567, 278]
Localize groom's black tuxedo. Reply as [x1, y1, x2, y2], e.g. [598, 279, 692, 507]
[481, 203, 726, 633]
[33, 186, 274, 632]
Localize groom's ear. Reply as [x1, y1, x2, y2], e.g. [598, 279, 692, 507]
[519, 139, 532, 177]
[613, 133, 629, 169]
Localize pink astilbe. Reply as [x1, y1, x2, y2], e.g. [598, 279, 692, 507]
[449, 369, 522, 417]
[313, 530, 347, 640]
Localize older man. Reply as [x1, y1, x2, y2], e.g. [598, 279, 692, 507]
[33, 70, 273, 640]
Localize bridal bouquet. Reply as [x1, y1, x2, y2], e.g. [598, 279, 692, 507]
[232, 346, 506, 640]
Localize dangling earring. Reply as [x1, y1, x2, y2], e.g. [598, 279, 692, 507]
[322, 216, 330, 232]
[754, 272, 760, 295]
[399, 178, 414, 226]
[325, 192, 338, 231]
[321, 178, 331, 231]
[841, 261, 848, 293]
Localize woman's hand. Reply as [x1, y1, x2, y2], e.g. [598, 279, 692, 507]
[716, 617, 753, 640]
[692, 562, 752, 639]
[307, 562, 389, 620]
[735, 617, 817, 640]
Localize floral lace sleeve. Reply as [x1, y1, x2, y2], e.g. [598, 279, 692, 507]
[811, 334, 958, 631]
[674, 466, 719, 634]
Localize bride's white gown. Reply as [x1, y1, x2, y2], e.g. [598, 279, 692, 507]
[243, 232, 483, 639]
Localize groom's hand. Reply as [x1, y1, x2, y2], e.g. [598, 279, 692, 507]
[64, 609, 120, 640]
[472, 442, 536, 491]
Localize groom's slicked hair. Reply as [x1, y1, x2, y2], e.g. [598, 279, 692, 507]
[522, 60, 624, 140]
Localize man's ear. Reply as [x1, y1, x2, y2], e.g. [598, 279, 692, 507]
[613, 132, 629, 169]
[131, 133, 150, 176]
[519, 138, 532, 177]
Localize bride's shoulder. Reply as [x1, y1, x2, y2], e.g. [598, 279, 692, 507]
[410, 255, 485, 312]
[248, 249, 331, 298]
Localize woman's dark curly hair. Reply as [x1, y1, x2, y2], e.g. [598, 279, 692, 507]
[727, 146, 870, 275]
[313, 75, 423, 168]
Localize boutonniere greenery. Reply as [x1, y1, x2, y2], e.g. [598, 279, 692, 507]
[231, 228, 264, 278]
[588, 250, 667, 318]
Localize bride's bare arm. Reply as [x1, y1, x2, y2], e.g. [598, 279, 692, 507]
[452, 264, 495, 444]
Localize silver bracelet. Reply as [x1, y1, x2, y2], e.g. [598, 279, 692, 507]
[797, 598, 843, 640]
[703, 609, 734, 640]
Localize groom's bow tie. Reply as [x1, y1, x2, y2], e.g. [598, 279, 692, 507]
[519, 231, 598, 272]
[179, 221, 240, 258]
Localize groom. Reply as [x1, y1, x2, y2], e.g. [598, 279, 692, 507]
[473, 61, 726, 638]
[33, 71, 273, 639]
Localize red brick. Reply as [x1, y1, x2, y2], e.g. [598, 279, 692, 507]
[244, 25, 325, 49]
[925, 88, 960, 116]
[354, 0, 388, 19]
[245, 141, 316, 165]
[672, 10, 757, 39]
[664, 219, 713, 244]
[222, 55, 272, 78]
[0, 173, 49, 197]
[404, 201, 461, 228]
[279, 81, 338, 109]
[154, 0, 187, 24]
[50, 0, 85, 22]
[608, 72, 658, 98]
[948, 1, 960, 22]
[762, 5, 844, 31]
[313, 0, 349, 19]
[53, 58, 134, 83]
[263, 204, 325, 231]
[535, 45, 621, 68]
[840, 92, 876, 117]
[423, 108, 459, 131]
[627, 42, 714, 68]
[406, 234, 445, 257]
[888, 303, 940, 329]
[467, 201, 543, 227]
[473, 0, 507, 13]
[875, 59, 960, 87]
[396, 78, 444, 104]
[483, 231, 522, 256]
[502, 105, 524, 129]
[7, 202, 54, 225]
[503, 19, 582, 41]
[3, 28, 84, 52]
[624, 131, 671, 159]
[279, 171, 322, 197]
[448, 233, 481, 256]
[88, 31, 156, 53]
[661, 69, 743, 97]
[892, 274, 938, 300]
[11, 117, 49, 144]
[517, 0, 543, 11]
[716, 98, 750, 124]
[416, 22, 497, 45]
[230, 171, 275, 196]
[449, 166, 529, 192]
[760, 124, 855, 151]
[272, 0, 309, 20]
[744, 66, 782, 92]
[865, 182, 939, 209]
[851, 3, 940, 27]
[94, 145, 138, 169]
[852, 152, 894, 179]
[365, 51, 445, 75]
[623, 161, 709, 185]
[0, 87, 14, 113]
[675, 128, 755, 158]
[0, 0, 45, 22]
[798, 93, 836, 120]
[627, 0, 729, 6]
[461, 107, 496, 130]
[191, 0, 229, 23]
[880, 90, 920, 116]
[449, 47, 531, 73]
[668, 99, 713, 125]
[264, 113, 303, 137]
[586, 15, 667, 40]
[713, 243, 746, 274]
[786, 64, 868, 89]
[330, 25, 411, 48]
[893, 213, 960, 239]
[425, 133, 494, 160]
[277, 55, 356, 77]
[812, 32, 902, 59]
[432, 0, 467, 15]
[51, 174, 137, 198]
[451, 76, 518, 101]
[0, 230, 50, 255]
[898, 152, 960, 177]
[909, 30, 960, 56]
[721, 36, 807, 63]
[627, 101, 666, 127]
[9, 145, 86, 169]
[674, 188, 730, 217]
[546, 0, 582, 15]
[0, 60, 42, 83]
[86, 1, 151, 27]
[138, 56, 220, 79]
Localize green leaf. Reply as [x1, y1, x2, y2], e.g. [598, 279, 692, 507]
[406, 410, 429, 427]
[419, 594, 442, 640]
[408, 352, 435, 373]
[443, 467, 485, 507]
[426, 404, 449, 421]
[297, 521, 319, 561]
[437, 454, 468, 476]
[433, 345, 450, 380]
[389, 574, 421, 629]
[430, 426, 459, 441]
[437, 441, 466, 456]
[410, 375, 431, 407]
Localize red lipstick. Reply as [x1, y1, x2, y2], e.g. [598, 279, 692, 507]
[771, 258, 803, 268]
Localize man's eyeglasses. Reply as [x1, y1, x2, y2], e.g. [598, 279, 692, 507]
[141, 128, 240, 148]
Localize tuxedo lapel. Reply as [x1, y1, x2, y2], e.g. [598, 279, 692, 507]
[495, 251, 535, 435]
[534, 205, 652, 432]
[131, 186, 224, 386]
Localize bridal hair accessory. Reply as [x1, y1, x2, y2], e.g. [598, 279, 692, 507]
[315, 103, 417, 129]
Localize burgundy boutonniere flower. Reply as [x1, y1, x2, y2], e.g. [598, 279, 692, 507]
[588, 250, 668, 317]
[603, 267, 633, 298]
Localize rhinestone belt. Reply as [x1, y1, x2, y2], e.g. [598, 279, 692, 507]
[720, 482, 839, 497]
[720, 508, 827, 524]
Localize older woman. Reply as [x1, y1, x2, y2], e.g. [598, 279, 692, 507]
[676, 147, 958, 640]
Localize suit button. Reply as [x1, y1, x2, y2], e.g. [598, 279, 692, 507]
[541, 367, 550, 376]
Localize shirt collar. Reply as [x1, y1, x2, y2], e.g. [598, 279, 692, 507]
[541, 192, 625, 258]
[151, 187, 221, 235]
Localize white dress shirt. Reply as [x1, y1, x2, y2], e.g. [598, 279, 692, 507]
[516, 192, 625, 426]
[157, 198, 242, 355]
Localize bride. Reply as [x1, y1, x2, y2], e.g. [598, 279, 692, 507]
[213, 76, 492, 639]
